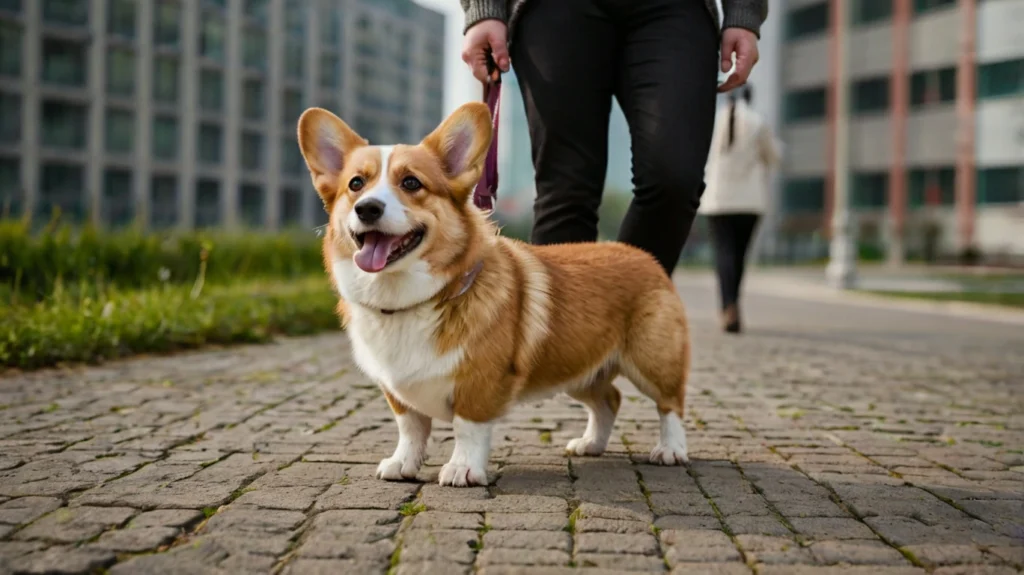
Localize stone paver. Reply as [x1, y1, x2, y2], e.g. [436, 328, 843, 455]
[1, 273, 1022, 574]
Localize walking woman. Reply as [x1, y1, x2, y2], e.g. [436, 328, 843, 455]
[700, 86, 782, 333]
[459, 0, 767, 277]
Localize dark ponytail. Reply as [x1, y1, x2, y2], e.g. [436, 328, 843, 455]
[726, 92, 737, 150]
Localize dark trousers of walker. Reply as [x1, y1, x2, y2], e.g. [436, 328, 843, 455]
[707, 213, 761, 311]
[510, 0, 720, 275]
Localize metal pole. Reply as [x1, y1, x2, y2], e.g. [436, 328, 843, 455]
[826, 0, 857, 289]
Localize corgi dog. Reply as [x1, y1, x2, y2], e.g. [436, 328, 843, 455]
[297, 102, 691, 487]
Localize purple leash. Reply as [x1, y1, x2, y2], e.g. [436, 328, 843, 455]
[472, 54, 502, 212]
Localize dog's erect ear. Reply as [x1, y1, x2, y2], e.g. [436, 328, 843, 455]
[297, 108, 367, 204]
[421, 102, 492, 203]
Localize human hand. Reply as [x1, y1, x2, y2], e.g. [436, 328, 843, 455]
[718, 28, 760, 93]
[461, 19, 510, 83]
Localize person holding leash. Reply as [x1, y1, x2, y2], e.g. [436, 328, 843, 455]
[459, 0, 767, 277]
[701, 86, 782, 333]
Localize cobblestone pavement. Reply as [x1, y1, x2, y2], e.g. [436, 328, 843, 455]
[1, 274, 1022, 574]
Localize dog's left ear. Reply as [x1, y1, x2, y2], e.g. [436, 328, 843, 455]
[297, 108, 367, 206]
[421, 102, 492, 203]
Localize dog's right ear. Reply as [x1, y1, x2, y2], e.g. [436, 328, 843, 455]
[297, 108, 367, 204]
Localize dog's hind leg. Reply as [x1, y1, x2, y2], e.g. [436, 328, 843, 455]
[565, 364, 621, 456]
[620, 289, 691, 466]
[377, 389, 432, 481]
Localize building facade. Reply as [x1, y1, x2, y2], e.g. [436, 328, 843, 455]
[775, 0, 1024, 263]
[0, 0, 445, 230]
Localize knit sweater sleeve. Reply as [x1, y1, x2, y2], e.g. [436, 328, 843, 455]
[460, 0, 508, 33]
[722, 0, 769, 38]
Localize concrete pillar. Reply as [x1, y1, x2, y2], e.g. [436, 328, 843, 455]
[222, 0, 243, 228]
[955, 0, 977, 258]
[826, 0, 857, 289]
[180, 0, 198, 229]
[266, 0, 284, 229]
[135, 0, 154, 229]
[86, 0, 107, 225]
[20, 0, 40, 221]
[887, 0, 911, 267]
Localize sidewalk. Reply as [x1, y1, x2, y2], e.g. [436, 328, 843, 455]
[0, 280, 1022, 574]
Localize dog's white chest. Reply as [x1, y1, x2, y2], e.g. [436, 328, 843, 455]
[346, 307, 461, 422]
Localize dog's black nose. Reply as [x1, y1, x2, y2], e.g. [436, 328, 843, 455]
[354, 198, 385, 224]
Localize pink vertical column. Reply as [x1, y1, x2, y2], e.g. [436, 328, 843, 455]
[955, 0, 977, 256]
[888, 0, 911, 265]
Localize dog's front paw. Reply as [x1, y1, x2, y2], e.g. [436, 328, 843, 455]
[649, 442, 689, 466]
[376, 456, 421, 481]
[438, 462, 487, 487]
[566, 436, 606, 456]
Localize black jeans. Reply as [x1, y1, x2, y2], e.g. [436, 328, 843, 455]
[707, 213, 760, 311]
[510, 0, 720, 275]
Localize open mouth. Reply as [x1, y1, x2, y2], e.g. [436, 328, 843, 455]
[351, 227, 426, 273]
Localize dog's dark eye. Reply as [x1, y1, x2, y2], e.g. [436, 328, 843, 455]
[349, 177, 365, 192]
[400, 176, 422, 192]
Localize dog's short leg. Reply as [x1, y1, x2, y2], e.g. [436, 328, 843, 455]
[438, 416, 492, 487]
[566, 366, 621, 456]
[377, 390, 432, 481]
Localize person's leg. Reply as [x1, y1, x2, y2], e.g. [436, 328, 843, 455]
[706, 215, 737, 311]
[613, 0, 720, 275]
[732, 214, 761, 302]
[510, 1, 618, 246]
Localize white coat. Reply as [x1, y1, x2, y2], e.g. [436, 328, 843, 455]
[699, 100, 783, 216]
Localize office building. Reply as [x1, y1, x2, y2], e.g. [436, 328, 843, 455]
[0, 0, 445, 230]
[774, 0, 1024, 263]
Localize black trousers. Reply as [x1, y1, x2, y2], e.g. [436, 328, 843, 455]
[707, 213, 760, 311]
[510, 0, 720, 275]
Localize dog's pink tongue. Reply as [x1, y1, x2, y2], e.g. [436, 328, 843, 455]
[354, 231, 401, 273]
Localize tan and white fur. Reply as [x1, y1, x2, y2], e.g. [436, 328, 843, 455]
[297, 103, 691, 487]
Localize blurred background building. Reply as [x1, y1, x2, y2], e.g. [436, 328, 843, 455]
[770, 0, 1023, 265]
[0, 0, 445, 230]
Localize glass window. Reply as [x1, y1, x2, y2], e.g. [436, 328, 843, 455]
[153, 56, 179, 103]
[851, 172, 888, 209]
[42, 39, 87, 86]
[105, 108, 133, 153]
[102, 168, 133, 227]
[311, 190, 328, 226]
[199, 68, 223, 112]
[0, 0, 23, 14]
[285, 42, 304, 81]
[0, 92, 20, 143]
[243, 28, 267, 70]
[282, 88, 303, 126]
[320, 54, 339, 89]
[244, 0, 268, 22]
[107, 0, 135, 38]
[282, 137, 303, 175]
[150, 175, 178, 228]
[978, 58, 1024, 100]
[154, 0, 181, 47]
[321, 4, 341, 47]
[41, 100, 87, 149]
[787, 2, 829, 41]
[782, 178, 826, 213]
[0, 157, 20, 217]
[978, 167, 1023, 205]
[241, 131, 263, 170]
[851, 76, 889, 115]
[198, 123, 222, 165]
[195, 178, 221, 228]
[43, 0, 89, 26]
[242, 79, 264, 120]
[852, 0, 892, 26]
[908, 167, 955, 207]
[0, 22, 21, 77]
[239, 184, 264, 227]
[152, 115, 178, 160]
[199, 12, 225, 61]
[910, 67, 956, 108]
[284, 0, 304, 38]
[784, 87, 827, 123]
[913, 0, 956, 16]
[106, 47, 135, 96]
[38, 162, 85, 223]
[280, 186, 302, 227]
